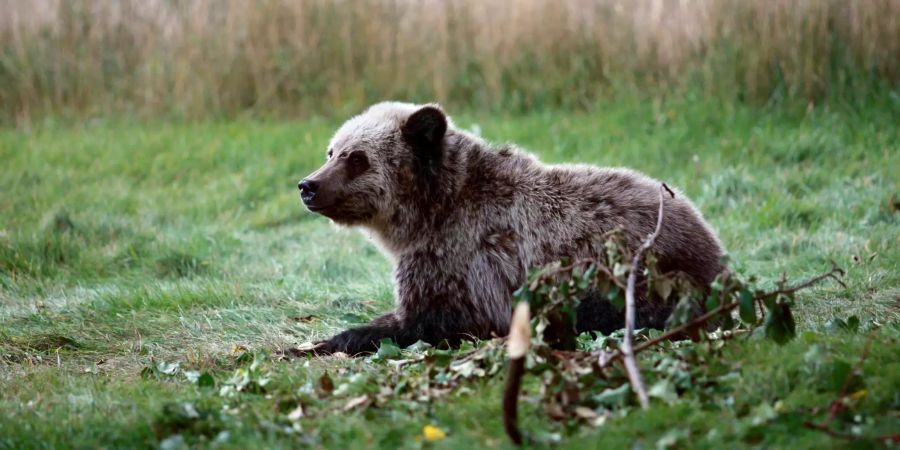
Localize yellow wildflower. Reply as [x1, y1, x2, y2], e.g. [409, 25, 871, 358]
[422, 424, 446, 442]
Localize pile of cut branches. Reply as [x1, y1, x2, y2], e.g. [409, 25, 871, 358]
[501, 185, 847, 445]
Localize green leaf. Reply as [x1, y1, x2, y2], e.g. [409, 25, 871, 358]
[705, 289, 720, 311]
[558, 280, 570, 299]
[826, 359, 853, 392]
[373, 338, 401, 360]
[739, 288, 756, 324]
[197, 372, 215, 388]
[613, 263, 627, 278]
[654, 277, 674, 300]
[593, 383, 631, 408]
[581, 264, 597, 285]
[721, 313, 735, 331]
[607, 287, 624, 311]
[764, 301, 796, 345]
[450, 360, 481, 378]
[458, 341, 475, 352]
[648, 379, 679, 405]
[846, 315, 860, 332]
[405, 340, 432, 353]
[426, 349, 453, 368]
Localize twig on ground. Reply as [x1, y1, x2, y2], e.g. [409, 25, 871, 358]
[620, 183, 669, 409]
[759, 261, 847, 300]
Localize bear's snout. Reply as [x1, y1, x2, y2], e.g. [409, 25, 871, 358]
[298, 179, 319, 204]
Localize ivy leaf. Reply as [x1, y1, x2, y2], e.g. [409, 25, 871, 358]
[593, 383, 630, 408]
[764, 301, 796, 345]
[705, 289, 720, 312]
[426, 349, 453, 368]
[607, 287, 624, 311]
[721, 313, 735, 331]
[846, 315, 860, 332]
[450, 360, 485, 378]
[558, 280, 570, 299]
[654, 277, 674, 300]
[405, 340, 432, 353]
[579, 265, 597, 289]
[739, 288, 756, 324]
[648, 379, 679, 405]
[373, 338, 401, 360]
[197, 372, 215, 388]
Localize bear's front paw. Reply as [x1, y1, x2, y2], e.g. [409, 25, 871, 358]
[324, 327, 385, 356]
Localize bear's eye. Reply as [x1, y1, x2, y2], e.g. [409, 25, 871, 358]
[326, 149, 333, 159]
[346, 151, 370, 178]
[348, 151, 365, 165]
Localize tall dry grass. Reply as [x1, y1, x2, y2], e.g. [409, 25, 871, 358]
[0, 0, 897, 123]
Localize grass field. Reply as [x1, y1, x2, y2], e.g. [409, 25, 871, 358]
[1, 96, 898, 448]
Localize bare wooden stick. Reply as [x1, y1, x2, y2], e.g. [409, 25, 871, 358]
[503, 302, 531, 445]
[621, 184, 668, 409]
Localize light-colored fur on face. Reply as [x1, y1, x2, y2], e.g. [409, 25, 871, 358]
[300, 102, 725, 355]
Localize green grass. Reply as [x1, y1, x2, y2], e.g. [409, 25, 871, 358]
[1, 96, 898, 449]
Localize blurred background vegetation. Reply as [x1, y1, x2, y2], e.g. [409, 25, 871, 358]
[1, 0, 897, 125]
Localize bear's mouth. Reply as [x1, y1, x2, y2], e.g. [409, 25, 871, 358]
[303, 199, 344, 217]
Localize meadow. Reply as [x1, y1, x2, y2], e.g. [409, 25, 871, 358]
[1, 95, 898, 448]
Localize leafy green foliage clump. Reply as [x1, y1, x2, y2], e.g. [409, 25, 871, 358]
[499, 232, 855, 442]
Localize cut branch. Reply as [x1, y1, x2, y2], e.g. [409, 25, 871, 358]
[599, 263, 846, 366]
[621, 183, 669, 409]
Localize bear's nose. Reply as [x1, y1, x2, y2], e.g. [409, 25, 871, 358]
[298, 179, 318, 193]
[298, 179, 319, 203]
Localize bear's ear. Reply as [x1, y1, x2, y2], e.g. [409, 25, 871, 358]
[401, 105, 447, 152]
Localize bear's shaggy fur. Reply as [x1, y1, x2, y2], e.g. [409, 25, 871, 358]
[298, 102, 724, 355]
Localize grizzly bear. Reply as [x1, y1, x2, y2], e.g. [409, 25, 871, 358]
[297, 102, 724, 355]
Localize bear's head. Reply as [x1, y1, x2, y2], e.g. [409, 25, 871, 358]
[298, 102, 450, 226]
